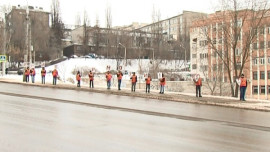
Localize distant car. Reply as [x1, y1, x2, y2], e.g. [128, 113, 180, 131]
[88, 53, 97, 58]
[98, 55, 105, 59]
[70, 55, 78, 58]
[62, 56, 67, 59]
[17, 68, 24, 75]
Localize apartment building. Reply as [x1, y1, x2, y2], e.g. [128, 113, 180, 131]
[190, 10, 270, 100]
[137, 11, 207, 41]
[6, 5, 50, 61]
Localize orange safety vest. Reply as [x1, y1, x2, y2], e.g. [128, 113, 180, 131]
[52, 70, 58, 77]
[31, 69, 36, 76]
[146, 77, 151, 84]
[89, 73, 94, 80]
[240, 78, 247, 87]
[106, 74, 112, 81]
[131, 75, 137, 83]
[41, 70, 46, 76]
[117, 73, 123, 80]
[196, 78, 202, 86]
[25, 69, 30, 76]
[76, 74, 81, 81]
[160, 77, 166, 86]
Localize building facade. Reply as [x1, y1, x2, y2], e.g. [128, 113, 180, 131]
[190, 10, 270, 100]
[6, 5, 50, 62]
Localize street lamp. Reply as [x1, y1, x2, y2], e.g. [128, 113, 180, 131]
[119, 43, 126, 66]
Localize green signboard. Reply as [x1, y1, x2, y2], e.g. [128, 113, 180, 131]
[0, 55, 7, 62]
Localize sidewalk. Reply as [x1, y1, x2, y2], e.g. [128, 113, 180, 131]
[0, 77, 270, 112]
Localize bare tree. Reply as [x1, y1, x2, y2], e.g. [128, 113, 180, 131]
[197, 0, 269, 97]
[50, 0, 64, 59]
[81, 10, 90, 55]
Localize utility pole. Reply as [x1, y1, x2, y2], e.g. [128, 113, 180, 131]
[2, 15, 7, 76]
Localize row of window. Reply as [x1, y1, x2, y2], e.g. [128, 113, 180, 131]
[253, 41, 270, 50]
[253, 57, 270, 65]
[253, 71, 270, 80]
[253, 86, 270, 94]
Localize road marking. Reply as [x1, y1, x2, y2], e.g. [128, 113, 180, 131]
[0, 91, 270, 132]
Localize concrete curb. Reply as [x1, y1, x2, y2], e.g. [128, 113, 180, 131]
[0, 80, 270, 112]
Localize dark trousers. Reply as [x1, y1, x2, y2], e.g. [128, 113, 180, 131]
[25, 75, 29, 82]
[53, 77, 57, 85]
[118, 79, 122, 90]
[131, 83, 136, 92]
[90, 80, 94, 88]
[146, 84, 150, 93]
[41, 76, 45, 84]
[240, 86, 247, 100]
[77, 80, 80, 87]
[196, 85, 202, 97]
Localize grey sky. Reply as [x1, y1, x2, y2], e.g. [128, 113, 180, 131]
[0, 0, 217, 27]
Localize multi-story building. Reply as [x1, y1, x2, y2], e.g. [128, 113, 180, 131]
[64, 26, 161, 59]
[136, 11, 207, 61]
[137, 11, 207, 41]
[6, 5, 50, 62]
[190, 10, 270, 100]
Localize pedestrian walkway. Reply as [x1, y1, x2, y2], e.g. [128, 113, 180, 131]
[0, 77, 269, 112]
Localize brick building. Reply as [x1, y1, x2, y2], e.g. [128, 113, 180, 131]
[190, 10, 270, 100]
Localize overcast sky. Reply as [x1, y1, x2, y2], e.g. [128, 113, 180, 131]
[0, 0, 217, 27]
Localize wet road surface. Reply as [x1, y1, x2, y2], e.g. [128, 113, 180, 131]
[0, 83, 270, 152]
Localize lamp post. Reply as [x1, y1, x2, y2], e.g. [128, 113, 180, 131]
[119, 43, 126, 66]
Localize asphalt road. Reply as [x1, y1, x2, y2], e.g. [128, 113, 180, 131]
[0, 83, 269, 152]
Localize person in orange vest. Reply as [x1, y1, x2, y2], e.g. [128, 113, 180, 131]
[117, 70, 123, 90]
[41, 67, 46, 84]
[76, 71, 81, 87]
[88, 70, 94, 88]
[24, 67, 30, 83]
[194, 74, 202, 97]
[52, 68, 58, 85]
[30, 68, 36, 83]
[130, 72, 137, 92]
[159, 73, 166, 94]
[106, 71, 112, 89]
[239, 73, 247, 101]
[145, 74, 152, 93]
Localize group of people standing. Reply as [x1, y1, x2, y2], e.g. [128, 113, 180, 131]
[74, 70, 166, 94]
[24, 67, 58, 85]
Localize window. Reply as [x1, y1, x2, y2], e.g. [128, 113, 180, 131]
[268, 41, 270, 48]
[192, 64, 197, 69]
[199, 40, 207, 47]
[253, 71, 258, 80]
[253, 58, 258, 65]
[268, 71, 270, 79]
[192, 54, 197, 58]
[213, 38, 216, 44]
[260, 58, 265, 65]
[224, 77, 227, 82]
[260, 28, 265, 34]
[253, 43, 258, 50]
[200, 54, 203, 59]
[218, 38, 222, 44]
[213, 64, 217, 71]
[260, 41, 265, 49]
[236, 62, 241, 70]
[268, 86, 270, 93]
[268, 57, 270, 64]
[253, 28, 258, 35]
[260, 71, 265, 80]
[253, 86, 258, 94]
[261, 86, 265, 94]
[236, 48, 241, 56]
[213, 26, 216, 32]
